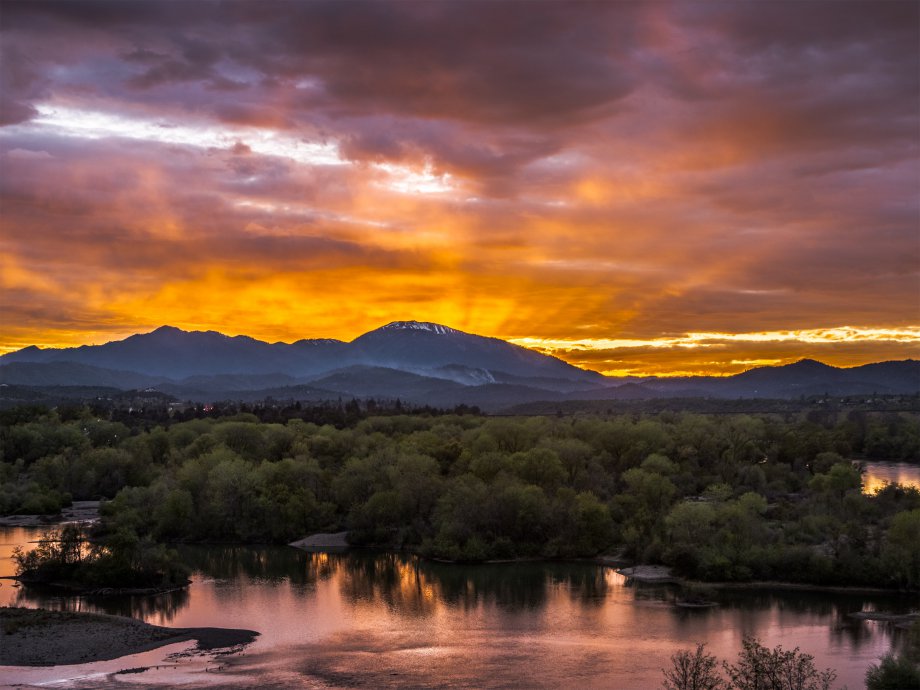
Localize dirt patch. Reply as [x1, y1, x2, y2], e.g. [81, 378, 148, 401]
[289, 531, 350, 551]
[0, 607, 258, 667]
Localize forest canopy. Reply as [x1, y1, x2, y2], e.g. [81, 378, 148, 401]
[2, 404, 918, 588]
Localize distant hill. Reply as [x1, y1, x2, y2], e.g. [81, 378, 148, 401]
[0, 322, 594, 383]
[307, 365, 468, 400]
[636, 359, 920, 399]
[0, 362, 160, 389]
[2, 323, 918, 410]
[0, 326, 346, 378]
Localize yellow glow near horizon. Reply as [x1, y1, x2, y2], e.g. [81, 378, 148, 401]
[511, 327, 920, 352]
[509, 328, 920, 376]
[1, 3, 918, 380]
[4, 320, 919, 379]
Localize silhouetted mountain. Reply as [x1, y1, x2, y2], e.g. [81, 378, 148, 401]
[349, 321, 603, 384]
[307, 365, 468, 400]
[1, 322, 595, 382]
[633, 359, 920, 399]
[425, 364, 498, 386]
[0, 326, 345, 378]
[1, 325, 917, 409]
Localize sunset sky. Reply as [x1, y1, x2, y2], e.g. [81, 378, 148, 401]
[1, 1, 918, 376]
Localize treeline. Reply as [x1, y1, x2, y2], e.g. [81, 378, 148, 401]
[48, 398, 482, 435]
[1, 406, 918, 587]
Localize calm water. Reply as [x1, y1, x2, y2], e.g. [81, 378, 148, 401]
[0, 527, 916, 689]
[862, 461, 920, 494]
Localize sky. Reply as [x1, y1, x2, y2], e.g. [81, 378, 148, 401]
[1, 1, 918, 376]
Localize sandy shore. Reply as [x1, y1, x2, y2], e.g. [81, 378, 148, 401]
[0, 607, 258, 667]
[289, 531, 350, 551]
[616, 565, 677, 583]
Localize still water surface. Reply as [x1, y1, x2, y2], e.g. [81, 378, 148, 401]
[862, 461, 920, 494]
[1, 526, 917, 689]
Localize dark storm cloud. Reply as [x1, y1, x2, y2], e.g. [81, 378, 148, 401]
[2, 1, 916, 180]
[1, 0, 640, 123]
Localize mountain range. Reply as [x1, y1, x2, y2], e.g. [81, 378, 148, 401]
[1, 322, 918, 410]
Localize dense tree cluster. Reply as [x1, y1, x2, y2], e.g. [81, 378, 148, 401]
[1, 405, 918, 585]
[13, 523, 187, 590]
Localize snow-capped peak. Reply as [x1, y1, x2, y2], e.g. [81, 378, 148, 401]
[380, 321, 459, 335]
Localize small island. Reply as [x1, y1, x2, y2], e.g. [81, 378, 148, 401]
[0, 607, 258, 667]
[11, 524, 189, 595]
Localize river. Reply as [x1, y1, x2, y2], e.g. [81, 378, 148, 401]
[862, 461, 920, 495]
[1, 526, 917, 689]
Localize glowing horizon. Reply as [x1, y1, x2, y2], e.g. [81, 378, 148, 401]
[1, 2, 918, 376]
[4, 321, 918, 379]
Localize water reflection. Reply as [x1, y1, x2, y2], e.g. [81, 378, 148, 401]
[416, 559, 614, 612]
[713, 588, 913, 649]
[187, 550, 621, 616]
[178, 543, 338, 586]
[862, 461, 920, 494]
[4, 584, 191, 622]
[2, 527, 914, 689]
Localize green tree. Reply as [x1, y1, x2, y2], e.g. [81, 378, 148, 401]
[866, 619, 920, 689]
[865, 653, 920, 690]
[881, 509, 920, 589]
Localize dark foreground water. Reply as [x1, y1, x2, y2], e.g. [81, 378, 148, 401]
[1, 527, 917, 689]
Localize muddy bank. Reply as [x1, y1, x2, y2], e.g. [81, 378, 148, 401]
[0, 607, 258, 667]
[0, 501, 100, 528]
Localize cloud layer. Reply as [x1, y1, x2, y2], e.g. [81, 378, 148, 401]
[1, 1, 917, 374]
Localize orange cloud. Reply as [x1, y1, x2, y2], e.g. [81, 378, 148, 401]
[0, 2, 917, 374]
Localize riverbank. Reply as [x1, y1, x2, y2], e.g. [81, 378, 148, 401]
[616, 565, 677, 583]
[849, 611, 920, 628]
[0, 501, 100, 528]
[614, 564, 917, 594]
[288, 538, 915, 595]
[289, 531, 350, 551]
[10, 575, 191, 597]
[0, 607, 258, 667]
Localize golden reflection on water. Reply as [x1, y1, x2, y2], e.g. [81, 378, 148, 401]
[0, 528, 913, 689]
[862, 462, 920, 495]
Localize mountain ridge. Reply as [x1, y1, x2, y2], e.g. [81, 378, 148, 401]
[2, 323, 918, 409]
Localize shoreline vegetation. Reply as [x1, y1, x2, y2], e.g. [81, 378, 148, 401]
[2, 404, 919, 594]
[11, 524, 189, 595]
[290, 537, 919, 594]
[0, 607, 258, 667]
